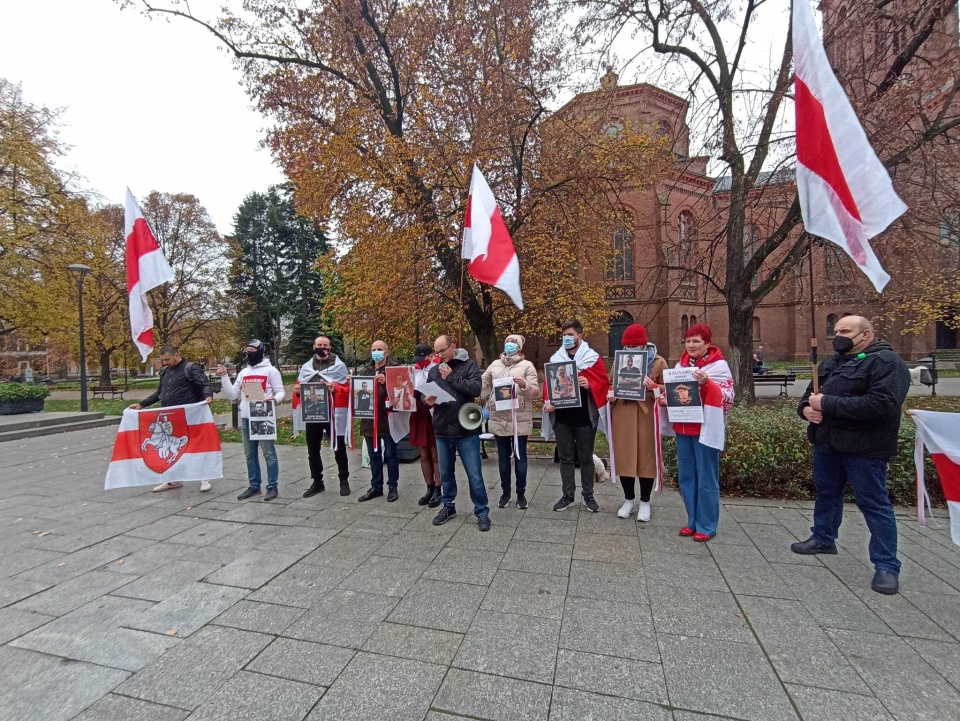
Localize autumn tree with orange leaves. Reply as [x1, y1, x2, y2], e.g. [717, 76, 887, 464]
[130, 0, 670, 362]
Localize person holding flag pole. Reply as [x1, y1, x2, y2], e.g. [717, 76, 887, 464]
[481, 333, 541, 510]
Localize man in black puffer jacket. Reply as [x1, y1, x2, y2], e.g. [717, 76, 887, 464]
[131, 344, 214, 493]
[792, 316, 910, 595]
[423, 335, 490, 531]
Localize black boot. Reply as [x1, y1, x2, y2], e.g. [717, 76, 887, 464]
[418, 486, 434, 505]
[303, 480, 325, 498]
[339, 480, 352, 497]
[428, 487, 442, 508]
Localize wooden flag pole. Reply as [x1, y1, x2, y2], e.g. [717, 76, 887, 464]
[807, 234, 820, 394]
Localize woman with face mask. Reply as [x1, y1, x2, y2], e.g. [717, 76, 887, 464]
[607, 324, 668, 522]
[481, 334, 541, 509]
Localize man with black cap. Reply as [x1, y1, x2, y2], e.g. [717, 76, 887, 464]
[217, 340, 286, 501]
[410, 343, 441, 507]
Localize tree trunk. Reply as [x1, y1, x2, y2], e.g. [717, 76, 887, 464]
[726, 296, 756, 404]
[98, 347, 112, 387]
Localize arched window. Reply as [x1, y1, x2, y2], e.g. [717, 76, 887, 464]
[677, 211, 697, 292]
[752, 316, 761, 341]
[690, 314, 698, 326]
[681, 314, 689, 338]
[826, 313, 838, 338]
[607, 227, 634, 281]
[608, 311, 634, 356]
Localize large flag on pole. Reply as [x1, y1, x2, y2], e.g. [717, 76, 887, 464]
[792, 0, 906, 292]
[463, 165, 524, 309]
[105, 402, 223, 489]
[125, 188, 174, 361]
[911, 410, 960, 546]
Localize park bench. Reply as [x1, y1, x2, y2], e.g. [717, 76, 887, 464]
[90, 385, 125, 400]
[753, 372, 796, 397]
[785, 365, 815, 375]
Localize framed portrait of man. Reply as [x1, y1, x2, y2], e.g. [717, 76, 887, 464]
[352, 376, 375, 419]
[613, 350, 648, 401]
[385, 366, 416, 412]
[301, 383, 330, 424]
[248, 399, 277, 440]
[493, 376, 518, 411]
[544, 361, 581, 409]
[662, 368, 704, 423]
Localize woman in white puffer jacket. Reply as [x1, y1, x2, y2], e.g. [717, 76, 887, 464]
[481, 334, 541, 510]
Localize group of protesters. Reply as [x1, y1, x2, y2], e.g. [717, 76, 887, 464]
[137, 313, 911, 595]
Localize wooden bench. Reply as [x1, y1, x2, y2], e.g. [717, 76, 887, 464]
[785, 365, 815, 375]
[753, 372, 795, 397]
[90, 386, 125, 400]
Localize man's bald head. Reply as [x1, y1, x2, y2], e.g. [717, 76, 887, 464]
[834, 315, 874, 353]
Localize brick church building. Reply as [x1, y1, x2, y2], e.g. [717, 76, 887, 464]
[524, 2, 959, 367]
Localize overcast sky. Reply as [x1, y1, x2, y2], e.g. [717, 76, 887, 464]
[0, 0, 285, 234]
[1, 1, 792, 235]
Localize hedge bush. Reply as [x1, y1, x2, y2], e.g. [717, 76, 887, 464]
[657, 397, 960, 507]
[0, 382, 51, 401]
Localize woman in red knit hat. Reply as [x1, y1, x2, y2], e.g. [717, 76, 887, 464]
[608, 323, 668, 521]
[660, 323, 735, 541]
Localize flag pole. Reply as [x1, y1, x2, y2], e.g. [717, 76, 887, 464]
[807, 233, 819, 393]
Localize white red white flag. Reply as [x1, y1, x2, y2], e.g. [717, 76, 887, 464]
[105, 402, 223, 489]
[463, 165, 524, 309]
[792, 0, 906, 292]
[125, 188, 174, 361]
[911, 410, 960, 546]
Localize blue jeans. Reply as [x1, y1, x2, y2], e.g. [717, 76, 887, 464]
[495, 435, 528, 495]
[811, 446, 901, 574]
[675, 433, 720, 536]
[365, 433, 399, 492]
[437, 435, 489, 517]
[241, 418, 279, 490]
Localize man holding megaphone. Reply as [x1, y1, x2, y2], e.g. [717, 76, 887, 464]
[423, 335, 491, 532]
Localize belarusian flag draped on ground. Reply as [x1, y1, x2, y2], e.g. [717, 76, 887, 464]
[105, 402, 223, 489]
[792, 0, 907, 292]
[911, 410, 960, 546]
[463, 165, 523, 310]
[125, 188, 174, 361]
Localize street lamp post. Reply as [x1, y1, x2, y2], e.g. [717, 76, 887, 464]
[67, 264, 91, 412]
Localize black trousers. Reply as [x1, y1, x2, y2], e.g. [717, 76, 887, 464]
[305, 422, 349, 483]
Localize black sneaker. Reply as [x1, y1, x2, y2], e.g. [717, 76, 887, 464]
[517, 494, 528, 510]
[583, 496, 599, 513]
[478, 515, 491, 532]
[498, 493, 511, 509]
[339, 481, 351, 497]
[264, 487, 278, 502]
[427, 488, 442, 508]
[387, 487, 399, 503]
[303, 481, 325, 498]
[237, 487, 261, 500]
[418, 488, 434, 506]
[790, 537, 838, 555]
[433, 505, 457, 526]
[553, 495, 575, 512]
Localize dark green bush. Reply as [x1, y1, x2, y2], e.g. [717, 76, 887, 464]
[660, 398, 959, 506]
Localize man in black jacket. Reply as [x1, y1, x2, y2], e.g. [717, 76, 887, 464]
[792, 316, 910, 595]
[131, 345, 213, 493]
[424, 335, 490, 531]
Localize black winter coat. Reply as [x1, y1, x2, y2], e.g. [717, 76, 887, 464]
[141, 360, 212, 408]
[798, 340, 910, 459]
[428, 357, 483, 438]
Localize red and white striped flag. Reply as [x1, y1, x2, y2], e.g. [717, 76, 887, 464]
[463, 165, 523, 310]
[793, 0, 907, 292]
[105, 402, 223, 489]
[125, 188, 174, 361]
[911, 410, 960, 546]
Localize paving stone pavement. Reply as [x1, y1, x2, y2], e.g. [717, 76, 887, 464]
[2, 426, 959, 721]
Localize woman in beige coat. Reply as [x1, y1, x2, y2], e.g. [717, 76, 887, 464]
[609, 323, 668, 522]
[481, 334, 541, 509]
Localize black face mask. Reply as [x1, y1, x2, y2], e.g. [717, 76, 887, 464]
[246, 349, 264, 365]
[832, 332, 862, 355]
[314, 347, 330, 359]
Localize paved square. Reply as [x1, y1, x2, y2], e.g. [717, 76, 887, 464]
[2, 426, 959, 720]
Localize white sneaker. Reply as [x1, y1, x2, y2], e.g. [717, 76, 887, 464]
[617, 500, 635, 519]
[200, 480, 212, 492]
[152, 482, 183, 493]
[636, 501, 651, 522]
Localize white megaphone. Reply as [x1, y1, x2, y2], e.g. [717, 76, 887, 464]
[458, 402, 484, 430]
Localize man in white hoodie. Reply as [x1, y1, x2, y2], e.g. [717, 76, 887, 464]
[217, 340, 286, 501]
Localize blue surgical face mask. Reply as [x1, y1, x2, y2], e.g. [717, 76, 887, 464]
[504, 342, 519, 356]
[562, 335, 576, 350]
[371, 350, 386, 363]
